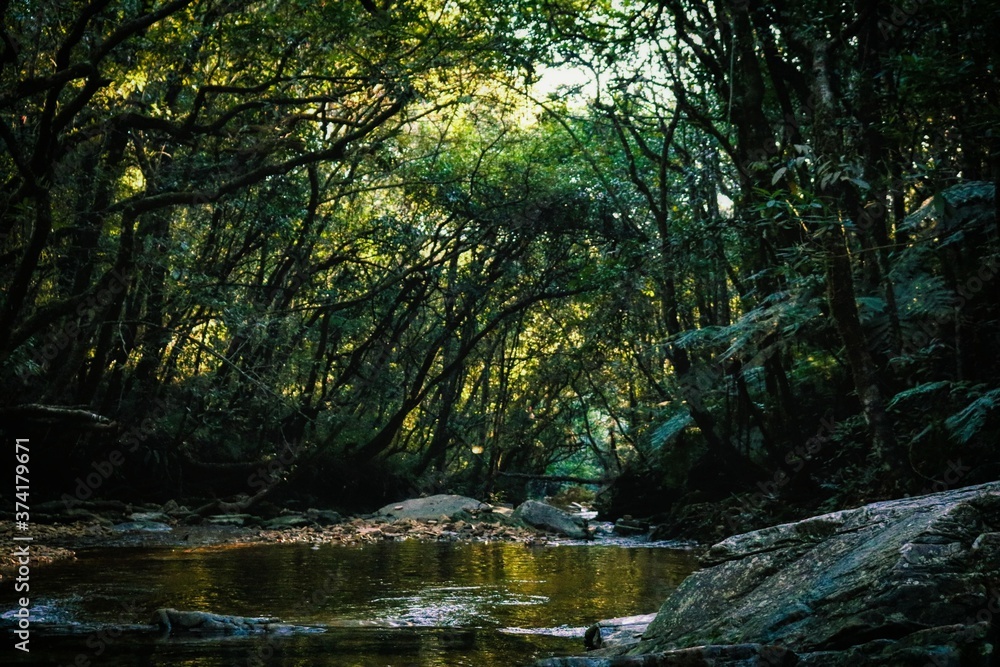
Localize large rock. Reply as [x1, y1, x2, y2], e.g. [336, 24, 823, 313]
[536, 644, 797, 666]
[618, 481, 1000, 665]
[584, 613, 657, 651]
[375, 494, 488, 521]
[613, 517, 650, 537]
[514, 499, 590, 539]
[151, 608, 320, 636]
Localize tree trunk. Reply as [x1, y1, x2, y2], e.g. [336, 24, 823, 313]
[808, 38, 901, 477]
[823, 223, 899, 472]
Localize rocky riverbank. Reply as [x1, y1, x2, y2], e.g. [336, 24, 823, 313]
[542, 480, 1000, 666]
[0, 521, 78, 579]
[0, 494, 597, 584]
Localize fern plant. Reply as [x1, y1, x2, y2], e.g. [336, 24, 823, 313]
[945, 386, 1000, 446]
[889, 380, 1000, 483]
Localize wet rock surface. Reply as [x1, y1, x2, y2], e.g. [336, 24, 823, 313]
[0, 494, 561, 583]
[561, 481, 1000, 666]
[151, 608, 320, 636]
[375, 494, 490, 521]
[613, 518, 650, 538]
[514, 499, 591, 539]
[583, 613, 656, 651]
[536, 643, 798, 666]
[111, 520, 173, 532]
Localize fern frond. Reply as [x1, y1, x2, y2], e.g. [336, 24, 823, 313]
[672, 326, 729, 351]
[649, 411, 693, 450]
[945, 387, 1000, 445]
[887, 380, 953, 411]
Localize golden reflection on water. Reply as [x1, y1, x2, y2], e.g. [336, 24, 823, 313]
[9, 540, 700, 667]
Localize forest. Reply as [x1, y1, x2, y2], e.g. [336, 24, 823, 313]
[2, 0, 998, 532]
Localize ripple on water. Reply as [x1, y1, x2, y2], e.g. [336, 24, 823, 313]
[1, 596, 82, 625]
[369, 584, 550, 627]
[499, 625, 588, 638]
[4, 540, 700, 667]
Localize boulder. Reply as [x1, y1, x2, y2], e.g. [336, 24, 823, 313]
[513, 499, 590, 539]
[620, 481, 1000, 665]
[535, 644, 797, 666]
[375, 494, 489, 522]
[613, 518, 650, 537]
[151, 608, 319, 636]
[584, 613, 657, 651]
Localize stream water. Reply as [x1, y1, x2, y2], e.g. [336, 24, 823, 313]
[4, 538, 699, 666]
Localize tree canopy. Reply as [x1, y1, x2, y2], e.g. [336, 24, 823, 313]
[3, 0, 998, 519]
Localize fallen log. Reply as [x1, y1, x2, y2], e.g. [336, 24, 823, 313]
[1, 403, 116, 430]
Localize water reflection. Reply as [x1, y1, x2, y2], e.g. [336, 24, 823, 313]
[4, 540, 698, 666]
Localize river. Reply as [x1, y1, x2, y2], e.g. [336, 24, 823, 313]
[4, 538, 699, 666]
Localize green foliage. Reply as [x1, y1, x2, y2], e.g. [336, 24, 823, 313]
[2, 0, 998, 511]
[889, 380, 1000, 486]
[649, 411, 693, 451]
[945, 388, 1000, 447]
[887, 381, 953, 411]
